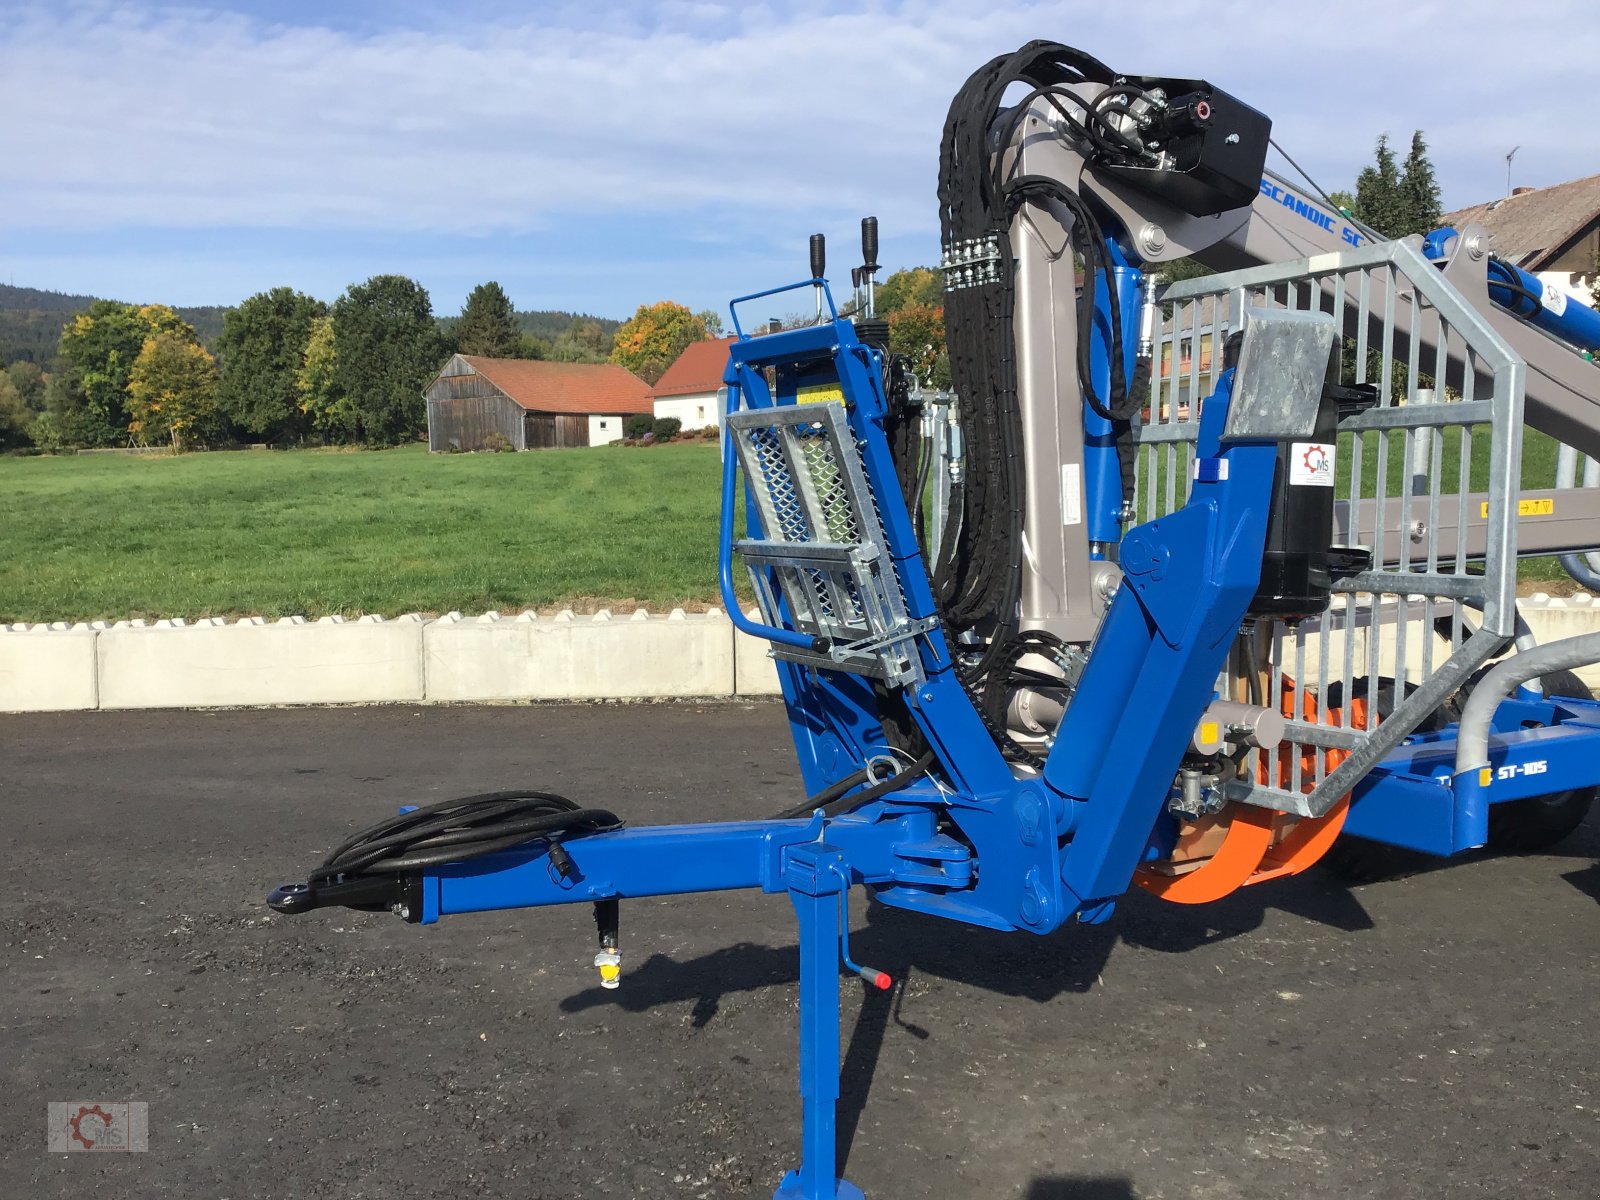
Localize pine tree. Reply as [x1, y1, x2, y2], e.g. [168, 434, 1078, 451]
[1398, 131, 1442, 237]
[1353, 132, 1442, 239]
[455, 282, 521, 358]
[1353, 135, 1406, 238]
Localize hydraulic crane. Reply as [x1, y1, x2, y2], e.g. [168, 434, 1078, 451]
[269, 40, 1600, 1200]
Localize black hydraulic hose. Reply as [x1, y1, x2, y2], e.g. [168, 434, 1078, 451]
[310, 790, 621, 886]
[1486, 258, 1545, 318]
[773, 750, 938, 820]
[802, 766, 874, 813]
[911, 422, 934, 555]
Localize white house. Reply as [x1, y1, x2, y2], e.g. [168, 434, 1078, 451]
[652, 336, 734, 431]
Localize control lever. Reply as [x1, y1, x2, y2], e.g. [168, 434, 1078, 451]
[860, 216, 879, 317]
[809, 233, 826, 321]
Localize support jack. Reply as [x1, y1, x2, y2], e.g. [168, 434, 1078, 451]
[775, 842, 867, 1200]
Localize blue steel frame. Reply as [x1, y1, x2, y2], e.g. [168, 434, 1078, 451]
[402, 265, 1313, 1197]
[393, 261, 1600, 1199]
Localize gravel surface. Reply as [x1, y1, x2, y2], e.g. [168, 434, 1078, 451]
[2, 702, 1596, 1199]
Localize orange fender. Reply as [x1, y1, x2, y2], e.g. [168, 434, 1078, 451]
[1134, 804, 1275, 904]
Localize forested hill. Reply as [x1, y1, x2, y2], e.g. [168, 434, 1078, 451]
[0, 285, 227, 364]
[522, 309, 622, 341]
[0, 283, 620, 368]
[439, 308, 623, 343]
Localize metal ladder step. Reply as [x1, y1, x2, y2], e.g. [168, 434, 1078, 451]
[727, 400, 925, 685]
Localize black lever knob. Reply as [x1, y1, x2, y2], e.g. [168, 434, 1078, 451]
[861, 216, 879, 271]
[809, 233, 826, 280]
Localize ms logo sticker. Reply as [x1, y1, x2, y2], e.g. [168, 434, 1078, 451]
[1289, 441, 1336, 487]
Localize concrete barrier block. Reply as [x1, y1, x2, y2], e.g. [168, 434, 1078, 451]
[98, 615, 424, 709]
[1521, 604, 1600, 691]
[734, 610, 783, 696]
[0, 625, 99, 712]
[424, 608, 735, 701]
[1288, 600, 1600, 696]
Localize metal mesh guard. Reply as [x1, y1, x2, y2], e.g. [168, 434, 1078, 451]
[727, 402, 921, 685]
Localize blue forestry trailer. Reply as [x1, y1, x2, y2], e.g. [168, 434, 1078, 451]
[270, 41, 1600, 1199]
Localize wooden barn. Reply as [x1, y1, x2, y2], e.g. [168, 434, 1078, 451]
[425, 355, 653, 452]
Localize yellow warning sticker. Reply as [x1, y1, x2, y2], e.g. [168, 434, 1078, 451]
[1479, 767, 1493, 787]
[1200, 722, 1219, 745]
[797, 383, 846, 406]
[1481, 497, 1555, 518]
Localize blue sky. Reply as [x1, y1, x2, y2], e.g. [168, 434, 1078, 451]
[3, 1, 1597, 320]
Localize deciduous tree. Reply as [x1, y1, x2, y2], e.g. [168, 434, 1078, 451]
[6, 361, 46, 414]
[216, 287, 327, 441]
[331, 274, 447, 446]
[550, 318, 611, 363]
[0, 372, 33, 449]
[870, 268, 951, 388]
[456, 281, 521, 358]
[608, 301, 707, 384]
[874, 267, 942, 315]
[56, 302, 193, 445]
[516, 332, 551, 360]
[296, 315, 354, 441]
[889, 301, 951, 389]
[127, 333, 220, 450]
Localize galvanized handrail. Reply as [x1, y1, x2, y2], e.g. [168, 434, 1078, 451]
[1143, 239, 1527, 816]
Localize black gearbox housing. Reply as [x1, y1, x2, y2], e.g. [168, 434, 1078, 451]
[1250, 383, 1377, 618]
[1097, 76, 1270, 217]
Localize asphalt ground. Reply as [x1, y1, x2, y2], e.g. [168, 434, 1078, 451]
[2, 702, 1597, 1200]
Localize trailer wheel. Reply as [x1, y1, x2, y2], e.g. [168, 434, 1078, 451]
[1484, 669, 1597, 852]
[1316, 677, 1453, 884]
[1317, 834, 1429, 884]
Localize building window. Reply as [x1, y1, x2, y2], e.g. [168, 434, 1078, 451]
[697, 405, 706, 421]
[599, 420, 608, 429]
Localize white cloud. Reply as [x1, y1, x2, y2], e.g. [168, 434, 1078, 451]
[2, 1, 1597, 253]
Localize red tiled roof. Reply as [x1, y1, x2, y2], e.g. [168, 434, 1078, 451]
[455, 355, 652, 415]
[651, 337, 735, 398]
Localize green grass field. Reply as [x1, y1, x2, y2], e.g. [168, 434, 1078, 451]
[1, 428, 1583, 625]
[0, 443, 732, 624]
